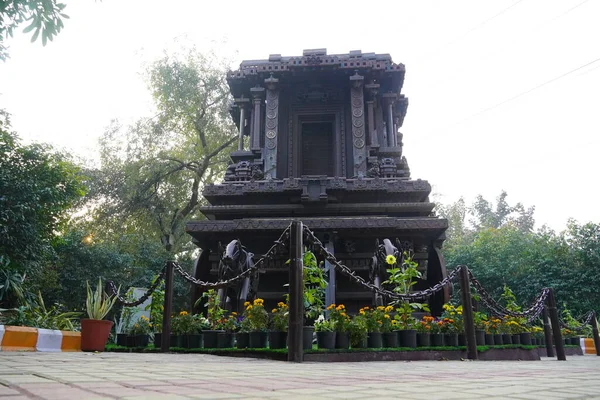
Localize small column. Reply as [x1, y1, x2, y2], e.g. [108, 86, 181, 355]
[382, 92, 397, 147]
[324, 239, 336, 309]
[365, 82, 380, 149]
[350, 72, 367, 177]
[250, 86, 265, 152]
[264, 75, 279, 179]
[235, 97, 250, 151]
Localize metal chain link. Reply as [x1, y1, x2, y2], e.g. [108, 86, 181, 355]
[302, 225, 459, 300]
[467, 270, 549, 323]
[172, 226, 291, 289]
[559, 310, 594, 332]
[107, 265, 166, 307]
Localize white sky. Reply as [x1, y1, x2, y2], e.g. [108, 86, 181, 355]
[1, 0, 599, 231]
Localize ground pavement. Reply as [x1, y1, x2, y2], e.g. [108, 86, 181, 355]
[0, 352, 600, 399]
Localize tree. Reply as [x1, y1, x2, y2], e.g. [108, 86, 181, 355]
[87, 49, 237, 253]
[0, 0, 69, 61]
[0, 109, 86, 306]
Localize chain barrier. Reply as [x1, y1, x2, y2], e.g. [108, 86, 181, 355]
[107, 265, 166, 307]
[302, 225, 459, 300]
[172, 225, 291, 289]
[467, 270, 549, 323]
[559, 311, 595, 332]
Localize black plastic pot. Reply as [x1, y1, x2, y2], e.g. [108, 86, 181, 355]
[116, 333, 128, 347]
[382, 332, 398, 348]
[187, 334, 202, 349]
[153, 333, 162, 347]
[494, 334, 503, 345]
[268, 331, 287, 349]
[303, 326, 314, 350]
[249, 331, 268, 348]
[217, 332, 234, 348]
[399, 330, 417, 348]
[476, 330, 486, 346]
[511, 334, 521, 345]
[317, 331, 335, 349]
[444, 333, 458, 347]
[134, 334, 149, 348]
[335, 332, 350, 349]
[520, 332, 532, 346]
[202, 330, 223, 348]
[431, 333, 444, 346]
[417, 332, 430, 347]
[235, 332, 249, 349]
[458, 333, 466, 346]
[502, 334, 513, 345]
[367, 332, 383, 348]
[485, 334, 495, 345]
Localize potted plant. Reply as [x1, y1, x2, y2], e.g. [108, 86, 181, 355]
[301, 251, 327, 350]
[244, 298, 269, 348]
[328, 304, 350, 349]
[236, 316, 250, 349]
[314, 315, 335, 350]
[394, 302, 420, 348]
[199, 289, 225, 348]
[364, 307, 383, 348]
[145, 276, 164, 346]
[129, 315, 151, 347]
[269, 301, 288, 349]
[416, 316, 433, 347]
[216, 313, 237, 348]
[81, 278, 119, 352]
[430, 318, 445, 346]
[489, 317, 503, 345]
[348, 313, 368, 349]
[380, 306, 398, 348]
[473, 311, 488, 345]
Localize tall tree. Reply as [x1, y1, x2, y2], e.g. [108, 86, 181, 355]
[0, 109, 85, 306]
[0, 0, 69, 60]
[88, 49, 237, 253]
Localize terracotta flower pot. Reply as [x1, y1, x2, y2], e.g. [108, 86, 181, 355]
[81, 319, 113, 352]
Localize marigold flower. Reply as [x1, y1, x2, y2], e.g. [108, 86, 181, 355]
[244, 301, 250, 307]
[272, 308, 278, 313]
[246, 305, 253, 310]
[385, 255, 397, 265]
[377, 306, 385, 311]
[179, 311, 188, 316]
[384, 314, 390, 319]
[277, 302, 285, 307]
[384, 306, 394, 313]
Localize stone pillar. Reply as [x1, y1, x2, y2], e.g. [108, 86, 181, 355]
[235, 97, 250, 151]
[382, 92, 397, 147]
[365, 82, 380, 149]
[350, 72, 367, 177]
[250, 86, 265, 152]
[264, 75, 279, 179]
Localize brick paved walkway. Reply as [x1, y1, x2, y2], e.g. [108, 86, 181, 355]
[0, 352, 599, 399]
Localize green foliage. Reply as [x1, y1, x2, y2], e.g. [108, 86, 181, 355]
[0, 0, 69, 60]
[0, 111, 86, 307]
[0, 292, 79, 330]
[302, 250, 327, 323]
[87, 48, 236, 254]
[86, 278, 118, 320]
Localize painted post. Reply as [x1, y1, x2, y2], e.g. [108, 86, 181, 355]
[546, 288, 566, 361]
[161, 261, 174, 353]
[591, 311, 600, 356]
[288, 221, 304, 362]
[542, 306, 554, 358]
[458, 265, 478, 360]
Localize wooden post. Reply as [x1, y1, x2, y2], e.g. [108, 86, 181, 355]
[591, 311, 600, 356]
[288, 221, 304, 362]
[542, 306, 554, 358]
[161, 261, 174, 353]
[458, 265, 478, 360]
[546, 288, 566, 361]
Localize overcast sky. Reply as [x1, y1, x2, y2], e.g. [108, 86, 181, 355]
[1, 0, 598, 231]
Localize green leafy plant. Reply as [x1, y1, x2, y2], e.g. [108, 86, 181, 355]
[145, 275, 164, 333]
[327, 304, 350, 332]
[348, 314, 368, 347]
[1, 292, 79, 330]
[197, 289, 225, 330]
[86, 278, 119, 320]
[243, 298, 268, 331]
[314, 315, 335, 332]
[302, 250, 327, 324]
[129, 315, 152, 335]
[270, 301, 288, 332]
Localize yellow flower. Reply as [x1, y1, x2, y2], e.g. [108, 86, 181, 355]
[385, 255, 397, 265]
[231, 312, 237, 316]
[377, 306, 385, 311]
[384, 306, 394, 313]
[246, 305, 253, 310]
[277, 302, 285, 307]
[179, 311, 188, 316]
[272, 308, 278, 313]
[244, 301, 250, 307]
[359, 310, 365, 315]
[384, 314, 390, 319]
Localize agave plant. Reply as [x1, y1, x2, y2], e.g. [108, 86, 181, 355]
[86, 278, 119, 320]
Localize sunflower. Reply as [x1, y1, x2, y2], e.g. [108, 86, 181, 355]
[385, 255, 397, 265]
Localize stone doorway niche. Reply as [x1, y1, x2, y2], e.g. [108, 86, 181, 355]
[301, 119, 334, 176]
